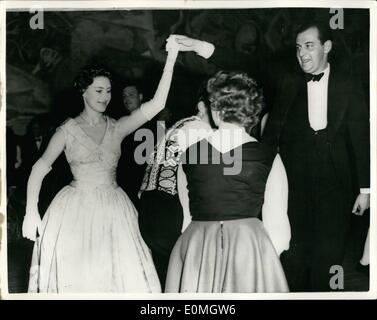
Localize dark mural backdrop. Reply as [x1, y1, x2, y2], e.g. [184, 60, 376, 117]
[6, 8, 369, 135]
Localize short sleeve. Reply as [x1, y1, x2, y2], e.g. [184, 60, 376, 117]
[56, 120, 69, 141]
[55, 118, 74, 149]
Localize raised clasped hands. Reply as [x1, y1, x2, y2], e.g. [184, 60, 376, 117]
[22, 207, 42, 242]
[165, 35, 180, 60]
[166, 34, 200, 56]
[170, 35, 199, 52]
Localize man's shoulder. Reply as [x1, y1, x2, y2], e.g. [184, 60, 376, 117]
[328, 62, 365, 95]
[280, 68, 303, 84]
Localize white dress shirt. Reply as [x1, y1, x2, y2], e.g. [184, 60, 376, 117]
[307, 64, 330, 131]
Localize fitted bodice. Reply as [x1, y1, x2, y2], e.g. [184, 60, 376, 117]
[58, 117, 122, 188]
[183, 139, 275, 221]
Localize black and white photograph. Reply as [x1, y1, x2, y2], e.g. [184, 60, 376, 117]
[0, 0, 375, 299]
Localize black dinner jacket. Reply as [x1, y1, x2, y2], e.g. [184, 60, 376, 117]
[263, 64, 370, 190]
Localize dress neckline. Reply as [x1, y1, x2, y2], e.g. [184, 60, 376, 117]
[205, 127, 258, 154]
[205, 140, 257, 155]
[72, 116, 109, 147]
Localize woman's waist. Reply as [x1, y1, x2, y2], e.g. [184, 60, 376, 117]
[189, 198, 262, 221]
[191, 210, 260, 221]
[71, 169, 116, 183]
[70, 179, 118, 189]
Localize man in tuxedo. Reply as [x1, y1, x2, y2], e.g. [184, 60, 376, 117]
[20, 117, 50, 186]
[262, 22, 370, 291]
[173, 23, 369, 291]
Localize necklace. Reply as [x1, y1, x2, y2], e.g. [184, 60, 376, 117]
[79, 113, 105, 127]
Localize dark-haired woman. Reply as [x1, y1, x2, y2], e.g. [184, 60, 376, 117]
[165, 71, 289, 293]
[22, 36, 182, 293]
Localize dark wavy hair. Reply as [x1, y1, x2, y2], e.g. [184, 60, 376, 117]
[296, 21, 333, 44]
[207, 71, 264, 131]
[195, 80, 216, 128]
[74, 64, 112, 94]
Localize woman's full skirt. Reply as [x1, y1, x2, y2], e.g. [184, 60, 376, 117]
[165, 218, 289, 293]
[28, 183, 161, 293]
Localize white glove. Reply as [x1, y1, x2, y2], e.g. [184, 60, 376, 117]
[170, 34, 215, 59]
[22, 205, 42, 242]
[165, 35, 180, 62]
[22, 158, 51, 241]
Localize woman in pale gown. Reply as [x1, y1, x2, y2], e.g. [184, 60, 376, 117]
[21, 36, 184, 293]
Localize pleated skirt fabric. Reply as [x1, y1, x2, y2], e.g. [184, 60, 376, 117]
[28, 184, 161, 293]
[165, 217, 289, 293]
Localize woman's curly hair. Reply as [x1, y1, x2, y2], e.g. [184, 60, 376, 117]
[74, 64, 112, 94]
[207, 71, 265, 131]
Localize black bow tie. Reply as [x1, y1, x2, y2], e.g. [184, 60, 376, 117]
[305, 72, 324, 82]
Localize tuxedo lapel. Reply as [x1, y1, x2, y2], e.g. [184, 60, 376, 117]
[327, 67, 348, 140]
[280, 72, 306, 131]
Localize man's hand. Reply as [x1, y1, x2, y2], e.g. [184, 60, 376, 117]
[352, 193, 370, 216]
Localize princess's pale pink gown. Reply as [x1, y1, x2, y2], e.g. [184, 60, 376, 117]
[28, 117, 161, 293]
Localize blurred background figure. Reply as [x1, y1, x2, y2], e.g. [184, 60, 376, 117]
[117, 82, 151, 210]
[6, 126, 22, 191]
[18, 114, 72, 217]
[123, 84, 144, 113]
[6, 126, 23, 243]
[20, 116, 50, 175]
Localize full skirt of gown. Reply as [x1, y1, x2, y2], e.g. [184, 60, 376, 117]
[28, 182, 161, 293]
[28, 117, 161, 293]
[165, 218, 289, 293]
